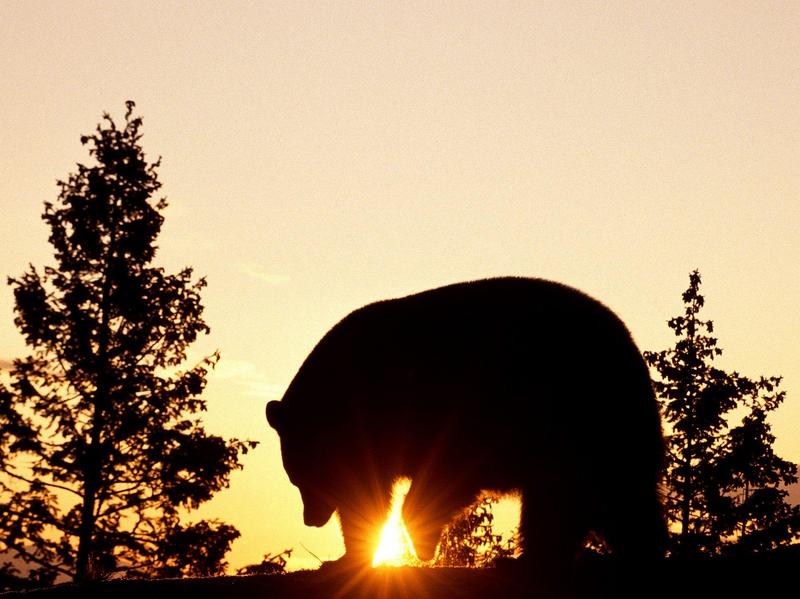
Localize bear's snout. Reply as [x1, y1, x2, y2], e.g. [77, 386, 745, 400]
[300, 488, 335, 528]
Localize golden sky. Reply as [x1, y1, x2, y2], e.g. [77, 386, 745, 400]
[1, 1, 798, 571]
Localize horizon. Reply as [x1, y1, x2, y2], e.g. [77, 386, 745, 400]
[1, 1, 798, 573]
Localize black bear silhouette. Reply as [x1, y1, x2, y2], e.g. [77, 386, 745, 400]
[267, 277, 666, 588]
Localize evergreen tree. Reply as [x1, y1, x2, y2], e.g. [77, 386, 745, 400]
[644, 270, 799, 555]
[0, 102, 256, 586]
[718, 377, 800, 553]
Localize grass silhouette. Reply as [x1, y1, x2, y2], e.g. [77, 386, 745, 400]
[2, 547, 798, 599]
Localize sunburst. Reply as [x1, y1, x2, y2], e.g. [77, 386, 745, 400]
[372, 478, 418, 567]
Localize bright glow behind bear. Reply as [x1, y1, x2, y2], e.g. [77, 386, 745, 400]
[372, 479, 417, 567]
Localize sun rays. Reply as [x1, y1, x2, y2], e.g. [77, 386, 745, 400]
[372, 478, 418, 567]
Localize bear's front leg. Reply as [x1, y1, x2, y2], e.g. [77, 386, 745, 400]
[328, 486, 392, 572]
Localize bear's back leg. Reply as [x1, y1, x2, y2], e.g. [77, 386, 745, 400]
[517, 471, 590, 597]
[598, 485, 667, 560]
[593, 484, 668, 596]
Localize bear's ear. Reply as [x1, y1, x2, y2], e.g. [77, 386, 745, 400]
[266, 400, 284, 431]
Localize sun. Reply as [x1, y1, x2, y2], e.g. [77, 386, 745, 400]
[372, 478, 418, 567]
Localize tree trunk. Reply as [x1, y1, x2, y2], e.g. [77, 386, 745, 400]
[740, 482, 749, 542]
[680, 463, 691, 553]
[76, 370, 107, 581]
[75, 455, 99, 582]
[76, 255, 114, 582]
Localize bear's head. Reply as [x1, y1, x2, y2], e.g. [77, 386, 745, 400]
[266, 399, 337, 528]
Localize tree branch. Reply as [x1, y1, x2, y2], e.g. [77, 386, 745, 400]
[3, 542, 74, 578]
[1, 466, 83, 499]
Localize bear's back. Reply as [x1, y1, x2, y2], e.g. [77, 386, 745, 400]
[343, 277, 634, 379]
[292, 277, 651, 436]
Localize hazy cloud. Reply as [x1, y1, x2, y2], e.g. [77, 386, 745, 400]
[239, 264, 290, 286]
[212, 358, 260, 381]
[240, 380, 286, 400]
[0, 358, 14, 371]
[212, 358, 286, 401]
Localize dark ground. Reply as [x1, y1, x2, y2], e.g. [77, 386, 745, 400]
[2, 548, 798, 599]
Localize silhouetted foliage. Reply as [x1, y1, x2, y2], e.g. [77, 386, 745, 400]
[0, 563, 35, 593]
[435, 497, 516, 568]
[0, 102, 257, 588]
[644, 270, 800, 556]
[236, 549, 293, 576]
